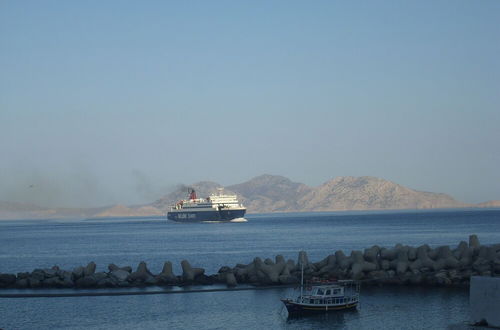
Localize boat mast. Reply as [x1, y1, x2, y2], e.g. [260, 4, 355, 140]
[300, 259, 304, 298]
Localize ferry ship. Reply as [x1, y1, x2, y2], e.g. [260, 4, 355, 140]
[167, 188, 246, 222]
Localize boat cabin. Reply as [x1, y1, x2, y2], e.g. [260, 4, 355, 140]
[293, 281, 360, 307]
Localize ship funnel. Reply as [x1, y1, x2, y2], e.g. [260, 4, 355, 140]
[189, 189, 197, 200]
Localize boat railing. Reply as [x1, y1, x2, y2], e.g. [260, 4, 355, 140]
[298, 295, 358, 305]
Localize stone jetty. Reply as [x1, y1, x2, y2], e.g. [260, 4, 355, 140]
[1, 235, 499, 289]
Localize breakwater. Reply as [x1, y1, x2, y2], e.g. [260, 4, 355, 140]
[1, 235, 499, 290]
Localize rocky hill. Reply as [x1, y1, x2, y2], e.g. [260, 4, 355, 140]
[0, 201, 159, 219]
[92, 205, 162, 218]
[295, 176, 469, 212]
[227, 175, 311, 212]
[476, 200, 500, 208]
[0, 201, 110, 220]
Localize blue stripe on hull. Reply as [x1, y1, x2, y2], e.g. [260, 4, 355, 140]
[167, 209, 246, 222]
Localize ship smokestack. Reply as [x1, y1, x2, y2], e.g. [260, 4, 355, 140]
[189, 189, 197, 200]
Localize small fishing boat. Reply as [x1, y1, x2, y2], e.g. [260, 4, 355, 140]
[281, 263, 360, 314]
[281, 279, 360, 314]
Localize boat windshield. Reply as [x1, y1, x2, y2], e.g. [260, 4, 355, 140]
[309, 286, 345, 296]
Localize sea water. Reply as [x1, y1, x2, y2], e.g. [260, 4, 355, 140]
[1, 209, 499, 329]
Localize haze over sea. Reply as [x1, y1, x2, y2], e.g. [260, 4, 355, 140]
[1, 209, 499, 329]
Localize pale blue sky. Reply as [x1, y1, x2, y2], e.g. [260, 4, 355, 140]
[1, 1, 499, 207]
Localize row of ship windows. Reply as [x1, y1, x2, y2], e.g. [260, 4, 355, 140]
[185, 202, 239, 205]
[184, 205, 241, 209]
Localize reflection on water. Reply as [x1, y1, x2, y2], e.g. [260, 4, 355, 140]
[285, 308, 355, 326]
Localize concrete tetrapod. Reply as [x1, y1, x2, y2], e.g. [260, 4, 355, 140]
[181, 260, 205, 283]
[129, 261, 156, 284]
[158, 261, 177, 285]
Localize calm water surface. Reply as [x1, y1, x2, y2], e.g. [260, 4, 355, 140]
[1, 209, 499, 329]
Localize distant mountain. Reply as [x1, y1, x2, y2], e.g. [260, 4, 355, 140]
[0, 201, 110, 220]
[296, 176, 469, 212]
[0, 201, 159, 220]
[149, 175, 471, 213]
[0, 201, 46, 212]
[227, 174, 311, 212]
[93, 205, 162, 218]
[1, 175, 497, 219]
[476, 200, 500, 208]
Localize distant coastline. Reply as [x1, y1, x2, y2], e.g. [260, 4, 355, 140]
[1, 206, 500, 222]
[1, 174, 499, 220]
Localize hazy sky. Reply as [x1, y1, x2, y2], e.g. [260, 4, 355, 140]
[1, 1, 499, 207]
